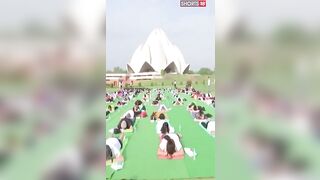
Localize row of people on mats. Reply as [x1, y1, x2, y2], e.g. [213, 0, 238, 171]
[151, 89, 185, 158]
[106, 88, 149, 104]
[107, 91, 185, 166]
[188, 102, 215, 136]
[175, 87, 215, 107]
[106, 90, 147, 167]
[151, 106, 184, 159]
[108, 99, 148, 134]
[106, 88, 148, 118]
[107, 87, 215, 166]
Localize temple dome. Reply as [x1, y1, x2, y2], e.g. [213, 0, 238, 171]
[127, 28, 190, 74]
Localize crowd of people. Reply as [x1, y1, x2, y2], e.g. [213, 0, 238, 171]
[106, 87, 215, 170]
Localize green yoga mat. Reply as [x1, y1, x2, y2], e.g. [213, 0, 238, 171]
[106, 90, 215, 179]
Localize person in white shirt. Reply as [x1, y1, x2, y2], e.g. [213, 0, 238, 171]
[207, 121, 215, 135]
[121, 110, 135, 121]
[158, 104, 169, 112]
[201, 120, 215, 135]
[106, 133, 124, 165]
[158, 134, 183, 159]
[156, 114, 175, 136]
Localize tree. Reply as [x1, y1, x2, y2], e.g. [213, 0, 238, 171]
[186, 80, 192, 87]
[198, 68, 214, 75]
[187, 69, 195, 74]
[112, 66, 126, 73]
[272, 24, 309, 45]
[160, 69, 166, 76]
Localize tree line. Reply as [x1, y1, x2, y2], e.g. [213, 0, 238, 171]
[107, 66, 214, 75]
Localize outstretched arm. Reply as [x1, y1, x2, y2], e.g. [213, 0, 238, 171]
[118, 132, 125, 141]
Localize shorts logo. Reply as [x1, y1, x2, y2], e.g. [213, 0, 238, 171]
[180, 0, 206, 7]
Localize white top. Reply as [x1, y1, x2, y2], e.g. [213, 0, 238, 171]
[205, 99, 212, 105]
[122, 110, 134, 119]
[156, 120, 175, 134]
[158, 104, 168, 111]
[207, 121, 215, 133]
[159, 133, 182, 151]
[106, 138, 121, 158]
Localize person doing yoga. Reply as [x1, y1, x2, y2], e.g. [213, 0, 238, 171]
[158, 133, 184, 159]
[156, 113, 175, 136]
[106, 133, 125, 165]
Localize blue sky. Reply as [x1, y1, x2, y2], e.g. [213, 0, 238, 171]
[106, 0, 215, 71]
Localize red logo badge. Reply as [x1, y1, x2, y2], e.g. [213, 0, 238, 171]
[198, 0, 206, 7]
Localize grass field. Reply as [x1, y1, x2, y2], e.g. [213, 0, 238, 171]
[106, 89, 215, 179]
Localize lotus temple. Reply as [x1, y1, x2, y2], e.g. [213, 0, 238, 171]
[127, 28, 190, 74]
[106, 29, 190, 82]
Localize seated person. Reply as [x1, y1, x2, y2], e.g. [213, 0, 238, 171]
[194, 109, 208, 121]
[201, 120, 215, 135]
[150, 112, 158, 121]
[139, 104, 147, 118]
[106, 133, 125, 166]
[158, 134, 184, 159]
[191, 106, 200, 118]
[150, 111, 167, 121]
[188, 102, 196, 111]
[133, 105, 142, 118]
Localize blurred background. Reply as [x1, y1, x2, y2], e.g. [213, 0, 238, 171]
[216, 0, 320, 179]
[2, 0, 320, 179]
[0, 0, 105, 179]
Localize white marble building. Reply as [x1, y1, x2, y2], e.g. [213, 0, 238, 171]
[127, 28, 190, 74]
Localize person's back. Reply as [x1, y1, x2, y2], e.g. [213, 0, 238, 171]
[207, 121, 215, 134]
[106, 137, 122, 160]
[156, 120, 170, 134]
[123, 110, 134, 120]
[158, 104, 168, 112]
[159, 133, 182, 152]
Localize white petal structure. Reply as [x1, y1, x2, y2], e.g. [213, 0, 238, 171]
[127, 28, 190, 74]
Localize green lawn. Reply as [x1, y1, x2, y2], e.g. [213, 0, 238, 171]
[106, 90, 215, 179]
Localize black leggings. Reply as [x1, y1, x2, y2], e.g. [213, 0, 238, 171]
[201, 121, 209, 129]
[117, 138, 123, 149]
